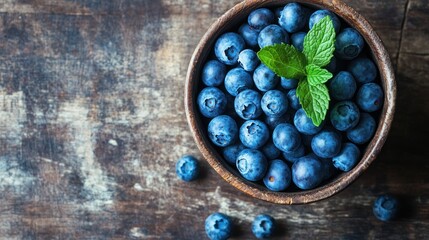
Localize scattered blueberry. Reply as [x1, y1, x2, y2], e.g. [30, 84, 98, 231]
[273, 123, 302, 152]
[279, 3, 308, 33]
[205, 212, 232, 240]
[208, 115, 238, 147]
[356, 83, 384, 112]
[202, 60, 227, 87]
[311, 129, 342, 158]
[294, 108, 324, 135]
[197, 87, 227, 118]
[234, 89, 263, 120]
[251, 214, 276, 239]
[238, 49, 260, 72]
[373, 195, 399, 221]
[224, 68, 254, 97]
[332, 142, 361, 171]
[261, 90, 289, 117]
[330, 101, 360, 131]
[215, 32, 245, 65]
[291, 31, 306, 52]
[238, 23, 260, 48]
[236, 149, 268, 181]
[176, 155, 199, 181]
[335, 28, 364, 60]
[258, 24, 289, 48]
[347, 113, 376, 144]
[222, 143, 246, 165]
[329, 71, 357, 100]
[292, 155, 323, 190]
[280, 77, 299, 90]
[248, 8, 275, 30]
[309, 9, 341, 33]
[239, 120, 270, 149]
[348, 57, 377, 84]
[287, 89, 302, 110]
[253, 64, 280, 92]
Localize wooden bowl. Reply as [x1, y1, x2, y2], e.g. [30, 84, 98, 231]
[185, 0, 396, 204]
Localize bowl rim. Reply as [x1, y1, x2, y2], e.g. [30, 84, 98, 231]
[185, 0, 396, 204]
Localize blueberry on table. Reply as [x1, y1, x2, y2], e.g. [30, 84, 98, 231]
[311, 129, 342, 158]
[356, 83, 384, 112]
[273, 123, 302, 152]
[332, 142, 360, 172]
[280, 76, 299, 90]
[294, 108, 324, 135]
[291, 31, 307, 52]
[373, 195, 399, 221]
[287, 89, 302, 110]
[347, 57, 378, 84]
[251, 214, 276, 239]
[238, 23, 260, 48]
[263, 159, 292, 191]
[175, 155, 199, 182]
[261, 140, 281, 160]
[283, 143, 305, 163]
[309, 9, 341, 33]
[261, 90, 289, 117]
[330, 101, 360, 131]
[197, 87, 227, 118]
[222, 143, 246, 165]
[202, 60, 227, 87]
[279, 3, 308, 33]
[347, 113, 376, 144]
[248, 8, 275, 31]
[236, 149, 268, 181]
[208, 115, 238, 147]
[239, 120, 270, 149]
[258, 24, 289, 48]
[253, 64, 280, 92]
[205, 212, 232, 240]
[238, 49, 260, 72]
[214, 32, 245, 65]
[224, 68, 253, 97]
[292, 155, 323, 190]
[335, 28, 365, 60]
[234, 89, 263, 120]
[329, 71, 357, 101]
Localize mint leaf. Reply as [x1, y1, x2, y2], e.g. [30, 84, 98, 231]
[257, 43, 307, 79]
[296, 78, 330, 126]
[306, 64, 333, 86]
[303, 16, 336, 67]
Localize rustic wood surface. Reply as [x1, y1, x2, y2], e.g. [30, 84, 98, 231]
[0, 0, 427, 239]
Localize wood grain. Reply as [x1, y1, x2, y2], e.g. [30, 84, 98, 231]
[0, 0, 428, 239]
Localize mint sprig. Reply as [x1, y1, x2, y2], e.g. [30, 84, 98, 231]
[257, 16, 336, 126]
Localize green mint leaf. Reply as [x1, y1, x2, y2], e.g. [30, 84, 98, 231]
[296, 78, 330, 126]
[306, 64, 333, 86]
[257, 43, 307, 79]
[303, 16, 336, 67]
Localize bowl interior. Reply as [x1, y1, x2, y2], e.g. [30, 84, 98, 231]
[185, 0, 396, 204]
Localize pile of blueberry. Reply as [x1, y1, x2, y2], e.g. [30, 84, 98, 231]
[197, 3, 383, 192]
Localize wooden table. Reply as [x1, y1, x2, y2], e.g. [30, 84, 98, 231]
[0, 0, 427, 239]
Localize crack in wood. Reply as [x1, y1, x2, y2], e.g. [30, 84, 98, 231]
[396, 0, 411, 72]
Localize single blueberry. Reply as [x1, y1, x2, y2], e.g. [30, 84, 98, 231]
[263, 159, 292, 191]
[294, 108, 324, 135]
[279, 3, 308, 33]
[253, 64, 280, 92]
[175, 155, 199, 181]
[222, 143, 246, 165]
[261, 140, 281, 160]
[330, 101, 360, 131]
[261, 90, 289, 117]
[273, 123, 302, 152]
[309, 10, 341, 33]
[347, 113, 376, 144]
[335, 28, 365, 60]
[202, 60, 227, 87]
[234, 89, 263, 120]
[373, 195, 399, 221]
[311, 129, 342, 158]
[236, 149, 268, 181]
[264, 112, 291, 131]
[214, 32, 245, 65]
[356, 83, 384, 112]
[329, 71, 357, 100]
[197, 87, 227, 118]
[238, 49, 260, 72]
[258, 24, 289, 48]
[280, 77, 299, 90]
[347, 57, 377, 84]
[332, 142, 361, 172]
[208, 115, 238, 147]
[205, 212, 232, 240]
[251, 214, 276, 239]
[292, 155, 323, 190]
[239, 120, 270, 149]
[248, 8, 275, 30]
[291, 31, 306, 52]
[282, 143, 305, 163]
[224, 68, 253, 97]
[238, 23, 260, 48]
[287, 89, 302, 110]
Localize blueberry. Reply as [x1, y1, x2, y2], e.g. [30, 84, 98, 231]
[294, 108, 324, 135]
[202, 60, 227, 87]
[332, 142, 361, 171]
[253, 64, 280, 92]
[208, 115, 238, 147]
[264, 112, 291, 131]
[251, 214, 276, 239]
[238, 23, 260, 48]
[291, 32, 306, 52]
[356, 83, 384, 112]
[222, 143, 246, 165]
[335, 28, 364, 60]
[311, 129, 342, 158]
[282, 143, 305, 163]
[329, 71, 357, 100]
[318, 156, 336, 181]
[263, 159, 292, 192]
[347, 57, 377, 84]
[287, 89, 302, 110]
[292, 155, 323, 190]
[248, 8, 275, 31]
[373, 195, 399, 221]
[309, 10, 341, 34]
[325, 56, 337, 73]
[273, 123, 302, 152]
[347, 113, 376, 144]
[236, 149, 268, 181]
[280, 77, 299, 90]
[197, 87, 227, 118]
[234, 89, 263, 120]
[261, 90, 289, 117]
[175, 155, 199, 181]
[205, 212, 232, 240]
[330, 101, 360, 131]
[238, 49, 260, 72]
[224, 68, 253, 97]
[261, 141, 281, 160]
[279, 3, 308, 33]
[258, 24, 289, 48]
[239, 120, 270, 149]
[215, 32, 245, 65]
